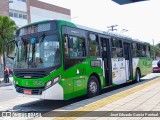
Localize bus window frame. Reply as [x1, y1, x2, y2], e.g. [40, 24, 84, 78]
[111, 37, 124, 58]
[145, 44, 151, 58]
[64, 34, 86, 58]
[88, 32, 101, 58]
[63, 34, 87, 70]
[138, 43, 146, 58]
[132, 42, 151, 58]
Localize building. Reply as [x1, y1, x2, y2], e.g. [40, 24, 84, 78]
[0, 0, 71, 78]
[0, 0, 71, 27]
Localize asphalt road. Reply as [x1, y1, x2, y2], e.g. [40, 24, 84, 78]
[0, 85, 17, 103]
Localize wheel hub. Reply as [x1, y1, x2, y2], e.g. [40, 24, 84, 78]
[89, 81, 97, 94]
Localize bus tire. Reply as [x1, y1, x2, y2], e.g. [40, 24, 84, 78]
[87, 76, 100, 98]
[136, 69, 141, 82]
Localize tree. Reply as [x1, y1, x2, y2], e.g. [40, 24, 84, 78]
[155, 46, 160, 58]
[150, 45, 160, 59]
[0, 16, 17, 82]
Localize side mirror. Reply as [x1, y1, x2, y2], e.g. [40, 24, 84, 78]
[6, 40, 15, 60]
[68, 38, 73, 48]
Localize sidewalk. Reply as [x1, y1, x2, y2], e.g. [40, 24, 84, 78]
[0, 77, 13, 87]
[40, 74, 160, 120]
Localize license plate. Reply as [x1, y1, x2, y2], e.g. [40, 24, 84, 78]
[24, 90, 32, 95]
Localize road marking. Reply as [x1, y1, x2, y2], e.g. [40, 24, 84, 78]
[43, 78, 160, 120]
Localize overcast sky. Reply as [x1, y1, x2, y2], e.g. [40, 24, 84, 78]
[39, 0, 160, 45]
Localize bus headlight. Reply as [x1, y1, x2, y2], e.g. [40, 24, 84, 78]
[45, 76, 60, 89]
[46, 81, 52, 87]
[14, 81, 18, 85]
[54, 77, 60, 83]
[13, 80, 15, 85]
[14, 81, 18, 86]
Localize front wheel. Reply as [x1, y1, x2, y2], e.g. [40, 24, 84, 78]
[136, 69, 141, 82]
[87, 76, 100, 98]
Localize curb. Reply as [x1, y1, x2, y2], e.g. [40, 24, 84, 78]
[0, 77, 13, 87]
[0, 83, 13, 87]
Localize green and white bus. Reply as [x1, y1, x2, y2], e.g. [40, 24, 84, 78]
[7, 20, 152, 100]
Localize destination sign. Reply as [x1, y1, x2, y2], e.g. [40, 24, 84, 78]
[19, 23, 51, 36]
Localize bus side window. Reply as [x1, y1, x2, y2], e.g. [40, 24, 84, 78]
[68, 36, 85, 57]
[132, 43, 137, 57]
[63, 34, 86, 70]
[146, 45, 151, 57]
[111, 38, 123, 58]
[89, 34, 100, 57]
[63, 35, 86, 57]
[142, 45, 146, 57]
[112, 47, 117, 57]
[137, 44, 143, 57]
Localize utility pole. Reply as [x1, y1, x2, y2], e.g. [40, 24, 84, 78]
[107, 25, 118, 31]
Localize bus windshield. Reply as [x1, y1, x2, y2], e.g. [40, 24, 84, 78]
[14, 34, 61, 69]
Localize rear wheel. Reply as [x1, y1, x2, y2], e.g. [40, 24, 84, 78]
[136, 69, 141, 82]
[87, 76, 100, 98]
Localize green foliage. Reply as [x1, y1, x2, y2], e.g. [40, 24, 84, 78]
[0, 16, 17, 81]
[150, 45, 160, 58]
[155, 46, 160, 57]
[0, 16, 17, 55]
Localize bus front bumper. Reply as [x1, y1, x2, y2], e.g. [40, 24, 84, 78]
[13, 83, 64, 100]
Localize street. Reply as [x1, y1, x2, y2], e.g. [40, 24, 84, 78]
[0, 86, 17, 103]
[0, 86, 86, 112]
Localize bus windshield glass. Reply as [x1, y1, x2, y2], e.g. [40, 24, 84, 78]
[14, 35, 60, 69]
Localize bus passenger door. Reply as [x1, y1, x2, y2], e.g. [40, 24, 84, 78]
[124, 42, 132, 81]
[100, 36, 112, 86]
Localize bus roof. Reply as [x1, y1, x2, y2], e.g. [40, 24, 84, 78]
[54, 20, 149, 44]
[19, 19, 150, 45]
[72, 21, 150, 45]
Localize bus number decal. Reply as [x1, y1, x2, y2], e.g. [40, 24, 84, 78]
[91, 60, 101, 67]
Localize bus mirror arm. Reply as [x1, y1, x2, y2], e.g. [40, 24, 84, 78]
[7, 40, 15, 60]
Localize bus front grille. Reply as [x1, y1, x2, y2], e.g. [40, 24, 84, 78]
[15, 71, 47, 79]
